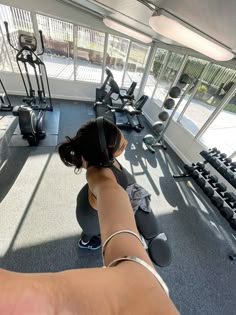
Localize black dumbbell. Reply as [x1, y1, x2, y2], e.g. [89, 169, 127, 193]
[229, 176, 236, 188]
[218, 153, 227, 161]
[184, 164, 194, 173]
[211, 196, 224, 209]
[196, 176, 206, 188]
[215, 182, 227, 195]
[195, 162, 206, 170]
[201, 168, 210, 178]
[224, 192, 236, 204]
[201, 149, 220, 161]
[207, 154, 219, 163]
[229, 162, 236, 171]
[210, 157, 221, 169]
[217, 164, 228, 176]
[229, 218, 236, 231]
[202, 184, 215, 198]
[209, 182, 226, 205]
[224, 157, 232, 166]
[200, 150, 209, 159]
[208, 175, 218, 185]
[225, 169, 235, 180]
[191, 170, 200, 179]
[184, 162, 204, 174]
[219, 206, 236, 220]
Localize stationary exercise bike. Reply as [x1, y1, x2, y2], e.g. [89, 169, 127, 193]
[105, 78, 148, 132]
[4, 21, 53, 146]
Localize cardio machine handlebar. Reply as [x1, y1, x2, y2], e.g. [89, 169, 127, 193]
[38, 30, 45, 55]
[4, 21, 19, 51]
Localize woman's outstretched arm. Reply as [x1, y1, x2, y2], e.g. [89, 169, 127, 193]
[0, 167, 179, 315]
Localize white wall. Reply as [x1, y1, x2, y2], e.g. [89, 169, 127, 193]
[1, 71, 100, 101]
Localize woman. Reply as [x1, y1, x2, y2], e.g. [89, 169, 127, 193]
[0, 165, 179, 314]
[58, 118, 136, 250]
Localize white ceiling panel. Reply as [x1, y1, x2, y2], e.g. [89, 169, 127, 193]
[67, 0, 236, 52]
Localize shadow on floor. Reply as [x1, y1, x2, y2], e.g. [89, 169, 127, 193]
[0, 235, 102, 273]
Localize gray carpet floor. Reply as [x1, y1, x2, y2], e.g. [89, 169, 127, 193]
[0, 98, 236, 315]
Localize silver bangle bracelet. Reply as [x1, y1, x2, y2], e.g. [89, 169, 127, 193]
[108, 255, 169, 296]
[102, 230, 143, 258]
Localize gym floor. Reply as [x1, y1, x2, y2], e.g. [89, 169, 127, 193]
[0, 98, 236, 315]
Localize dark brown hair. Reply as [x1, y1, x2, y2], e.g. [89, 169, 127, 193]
[58, 118, 121, 172]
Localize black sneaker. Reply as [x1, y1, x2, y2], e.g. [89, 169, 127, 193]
[78, 236, 101, 250]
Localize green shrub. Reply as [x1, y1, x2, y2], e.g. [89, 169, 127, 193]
[197, 84, 208, 92]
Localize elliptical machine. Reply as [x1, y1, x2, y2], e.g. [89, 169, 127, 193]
[4, 21, 53, 146]
[0, 78, 12, 111]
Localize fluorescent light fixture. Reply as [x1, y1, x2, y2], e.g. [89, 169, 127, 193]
[103, 18, 152, 43]
[149, 10, 234, 61]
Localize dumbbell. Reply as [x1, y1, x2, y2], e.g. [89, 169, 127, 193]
[191, 170, 200, 179]
[217, 164, 236, 183]
[205, 151, 221, 162]
[196, 175, 206, 188]
[225, 169, 235, 180]
[224, 192, 236, 204]
[218, 153, 227, 161]
[209, 156, 221, 169]
[197, 173, 216, 186]
[203, 182, 227, 200]
[197, 175, 218, 190]
[184, 162, 205, 173]
[219, 192, 236, 219]
[202, 184, 215, 198]
[208, 175, 219, 185]
[215, 182, 227, 196]
[200, 148, 220, 160]
[219, 206, 236, 220]
[223, 157, 232, 166]
[211, 196, 224, 209]
[201, 168, 211, 178]
[229, 162, 236, 172]
[217, 164, 228, 176]
[229, 175, 236, 188]
[229, 218, 236, 231]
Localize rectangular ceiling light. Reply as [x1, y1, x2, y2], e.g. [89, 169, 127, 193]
[149, 10, 234, 61]
[103, 18, 152, 43]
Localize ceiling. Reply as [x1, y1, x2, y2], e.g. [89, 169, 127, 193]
[63, 0, 236, 51]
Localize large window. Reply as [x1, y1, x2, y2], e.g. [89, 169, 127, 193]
[0, 28, 12, 72]
[178, 64, 236, 136]
[76, 26, 105, 83]
[144, 48, 168, 97]
[153, 52, 184, 106]
[199, 89, 236, 155]
[181, 56, 208, 80]
[36, 14, 74, 80]
[123, 42, 149, 88]
[173, 57, 209, 120]
[0, 4, 33, 72]
[106, 34, 130, 86]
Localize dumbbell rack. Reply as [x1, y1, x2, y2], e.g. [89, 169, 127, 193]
[174, 149, 236, 261]
[200, 150, 236, 189]
[155, 83, 195, 150]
